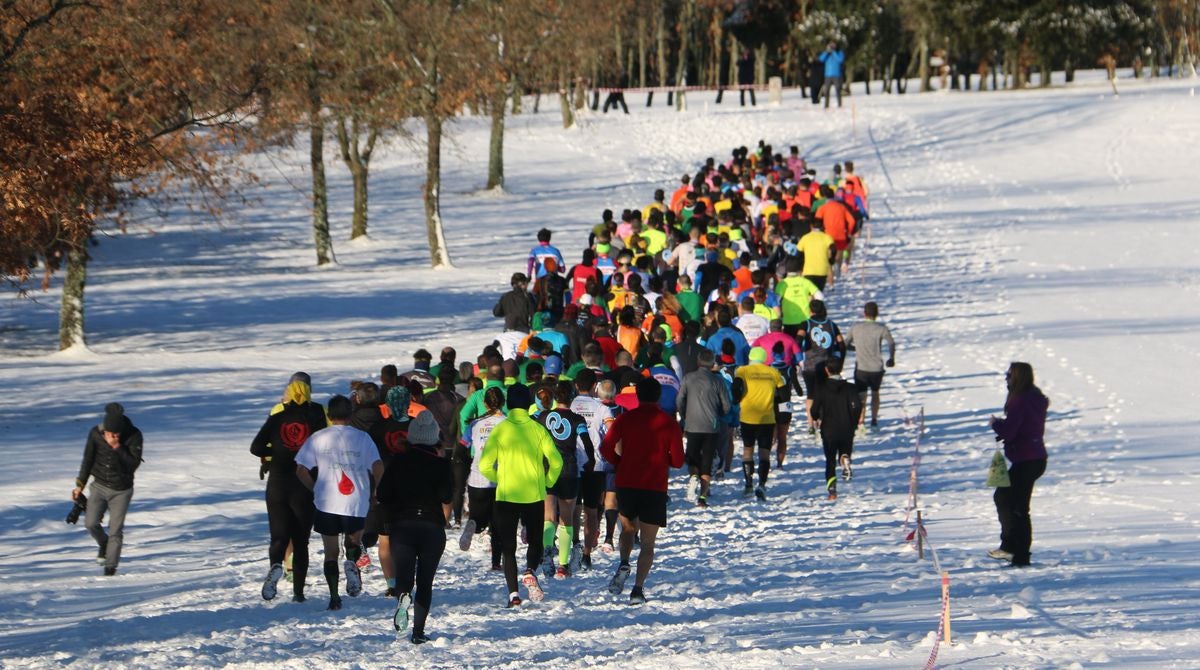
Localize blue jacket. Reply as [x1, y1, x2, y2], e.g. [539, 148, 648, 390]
[820, 50, 845, 79]
[705, 327, 750, 367]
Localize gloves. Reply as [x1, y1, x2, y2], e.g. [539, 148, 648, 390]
[259, 460, 270, 480]
[886, 358, 895, 368]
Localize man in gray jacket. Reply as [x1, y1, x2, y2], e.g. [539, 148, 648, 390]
[676, 350, 732, 507]
[844, 301, 896, 432]
[72, 403, 143, 576]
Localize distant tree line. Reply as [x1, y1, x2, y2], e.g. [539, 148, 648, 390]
[2, 1, 1194, 349]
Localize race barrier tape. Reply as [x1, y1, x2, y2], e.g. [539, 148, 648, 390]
[898, 408, 953, 668]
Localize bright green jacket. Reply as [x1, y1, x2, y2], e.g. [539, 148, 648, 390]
[479, 409, 563, 504]
[459, 379, 506, 437]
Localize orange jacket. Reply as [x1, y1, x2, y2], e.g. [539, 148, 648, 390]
[816, 200, 856, 242]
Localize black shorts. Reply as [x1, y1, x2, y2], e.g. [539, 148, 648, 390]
[313, 510, 366, 536]
[855, 369, 885, 393]
[685, 431, 720, 476]
[800, 369, 824, 398]
[740, 423, 774, 451]
[548, 475, 580, 500]
[581, 471, 606, 509]
[616, 487, 668, 527]
[776, 411, 792, 425]
[605, 472, 618, 493]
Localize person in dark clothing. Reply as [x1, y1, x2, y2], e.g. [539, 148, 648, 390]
[737, 49, 756, 106]
[366, 385, 414, 596]
[534, 259, 568, 326]
[989, 362, 1049, 567]
[808, 53, 825, 105]
[493, 272, 536, 333]
[349, 382, 388, 584]
[72, 402, 143, 576]
[695, 250, 734, 302]
[423, 367, 464, 524]
[251, 381, 328, 600]
[809, 357, 862, 500]
[674, 320, 706, 376]
[602, 73, 630, 114]
[376, 410, 451, 644]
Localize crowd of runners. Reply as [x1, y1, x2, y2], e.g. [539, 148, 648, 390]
[247, 140, 898, 643]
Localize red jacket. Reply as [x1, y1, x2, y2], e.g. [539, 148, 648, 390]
[600, 403, 684, 492]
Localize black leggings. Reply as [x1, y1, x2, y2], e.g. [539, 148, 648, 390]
[741, 423, 776, 487]
[492, 500, 544, 594]
[994, 458, 1046, 565]
[388, 519, 446, 636]
[266, 480, 313, 597]
[822, 437, 853, 484]
[451, 446, 471, 525]
[467, 486, 501, 567]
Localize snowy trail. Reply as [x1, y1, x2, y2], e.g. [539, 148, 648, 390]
[2, 77, 1199, 668]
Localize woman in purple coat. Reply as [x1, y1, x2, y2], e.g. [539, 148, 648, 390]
[989, 362, 1049, 567]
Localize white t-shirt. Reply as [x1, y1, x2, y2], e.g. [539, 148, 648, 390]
[735, 313, 770, 342]
[468, 413, 504, 489]
[295, 425, 381, 518]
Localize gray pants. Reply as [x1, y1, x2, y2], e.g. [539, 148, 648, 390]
[821, 76, 843, 108]
[86, 482, 133, 570]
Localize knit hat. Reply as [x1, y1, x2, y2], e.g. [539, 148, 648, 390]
[749, 346, 767, 363]
[406, 410, 440, 446]
[102, 403, 125, 433]
[385, 385, 411, 420]
[506, 383, 532, 411]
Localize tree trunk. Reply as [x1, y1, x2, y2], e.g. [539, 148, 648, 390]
[637, 15, 647, 88]
[615, 24, 624, 81]
[308, 65, 333, 265]
[573, 76, 586, 109]
[558, 70, 575, 128]
[511, 75, 521, 114]
[884, 54, 895, 93]
[675, 0, 691, 110]
[1039, 62, 1051, 87]
[487, 86, 507, 190]
[918, 34, 931, 92]
[58, 243, 87, 351]
[655, 4, 667, 87]
[424, 113, 452, 268]
[336, 116, 373, 239]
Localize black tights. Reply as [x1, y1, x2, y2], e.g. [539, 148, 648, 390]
[389, 520, 447, 635]
[266, 481, 313, 597]
[492, 501, 544, 594]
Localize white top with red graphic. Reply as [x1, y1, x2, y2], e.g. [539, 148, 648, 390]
[295, 425, 381, 518]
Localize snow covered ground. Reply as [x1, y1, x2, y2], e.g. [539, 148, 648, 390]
[2, 73, 1199, 669]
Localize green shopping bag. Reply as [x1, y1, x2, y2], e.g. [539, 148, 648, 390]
[987, 450, 1011, 487]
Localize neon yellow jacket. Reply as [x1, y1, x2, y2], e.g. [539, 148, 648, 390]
[479, 409, 563, 504]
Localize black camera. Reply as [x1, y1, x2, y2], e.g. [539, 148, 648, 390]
[66, 494, 87, 524]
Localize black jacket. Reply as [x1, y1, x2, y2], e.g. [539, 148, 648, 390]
[350, 404, 385, 434]
[494, 287, 535, 332]
[77, 420, 143, 491]
[250, 402, 328, 485]
[376, 443, 451, 525]
[810, 377, 862, 441]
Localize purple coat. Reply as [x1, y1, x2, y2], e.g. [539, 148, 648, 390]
[992, 390, 1048, 463]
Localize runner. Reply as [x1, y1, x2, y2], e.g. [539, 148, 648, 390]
[844, 301, 896, 432]
[527, 228, 565, 280]
[459, 387, 506, 570]
[753, 320, 803, 468]
[599, 377, 685, 604]
[677, 349, 731, 507]
[294, 394, 384, 611]
[365, 386, 415, 596]
[775, 256, 824, 336]
[73, 402, 144, 577]
[535, 381, 594, 579]
[251, 380, 327, 601]
[797, 300, 846, 434]
[478, 383, 563, 607]
[591, 379, 624, 553]
[734, 347, 786, 500]
[809, 358, 861, 500]
[376, 410, 451, 644]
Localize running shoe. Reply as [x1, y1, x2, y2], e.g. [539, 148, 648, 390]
[262, 563, 284, 601]
[523, 570, 545, 602]
[393, 592, 410, 632]
[629, 586, 646, 605]
[608, 562, 631, 595]
[344, 560, 362, 597]
[459, 519, 477, 551]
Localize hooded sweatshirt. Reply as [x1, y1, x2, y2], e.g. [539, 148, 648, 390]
[478, 408, 563, 504]
[992, 389, 1049, 464]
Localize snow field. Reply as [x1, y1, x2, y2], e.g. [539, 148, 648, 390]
[1, 74, 1199, 668]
